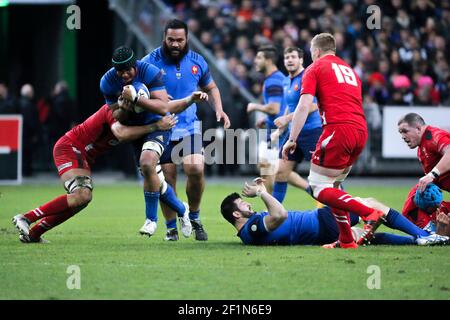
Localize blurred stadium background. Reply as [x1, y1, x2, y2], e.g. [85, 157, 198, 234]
[1, 0, 450, 183]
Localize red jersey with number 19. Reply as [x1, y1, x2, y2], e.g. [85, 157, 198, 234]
[300, 54, 366, 132]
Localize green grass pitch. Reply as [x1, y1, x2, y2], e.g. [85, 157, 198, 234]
[1, 181, 450, 300]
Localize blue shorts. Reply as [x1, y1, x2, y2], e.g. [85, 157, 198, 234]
[132, 129, 171, 166]
[316, 207, 359, 245]
[278, 127, 322, 162]
[159, 133, 203, 164]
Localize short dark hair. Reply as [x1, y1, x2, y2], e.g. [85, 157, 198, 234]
[398, 113, 426, 126]
[164, 19, 188, 36]
[257, 45, 278, 64]
[112, 46, 136, 71]
[220, 193, 241, 225]
[284, 46, 304, 58]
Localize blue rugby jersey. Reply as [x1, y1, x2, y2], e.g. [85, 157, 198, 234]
[237, 209, 321, 245]
[99, 60, 166, 124]
[142, 47, 213, 140]
[263, 70, 287, 137]
[283, 70, 321, 132]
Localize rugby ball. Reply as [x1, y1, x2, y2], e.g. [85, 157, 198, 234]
[132, 81, 150, 113]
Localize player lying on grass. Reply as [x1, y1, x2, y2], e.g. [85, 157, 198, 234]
[11, 89, 205, 243]
[220, 178, 450, 246]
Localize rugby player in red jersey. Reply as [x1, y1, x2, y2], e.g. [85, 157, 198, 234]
[11, 104, 176, 243]
[398, 112, 450, 233]
[282, 33, 385, 248]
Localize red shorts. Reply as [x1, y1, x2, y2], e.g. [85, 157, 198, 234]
[311, 125, 368, 170]
[53, 135, 91, 176]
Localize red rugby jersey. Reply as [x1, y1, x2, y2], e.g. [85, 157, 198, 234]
[301, 54, 366, 131]
[418, 125, 450, 189]
[65, 104, 118, 162]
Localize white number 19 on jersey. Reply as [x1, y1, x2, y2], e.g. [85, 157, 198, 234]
[331, 63, 357, 86]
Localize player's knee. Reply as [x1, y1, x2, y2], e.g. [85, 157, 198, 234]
[164, 173, 176, 187]
[184, 164, 204, 178]
[275, 167, 289, 181]
[72, 188, 92, 207]
[140, 152, 159, 176]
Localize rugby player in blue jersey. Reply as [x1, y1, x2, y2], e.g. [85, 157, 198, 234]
[271, 47, 322, 204]
[100, 46, 206, 239]
[246, 46, 287, 194]
[220, 178, 449, 246]
[142, 19, 231, 241]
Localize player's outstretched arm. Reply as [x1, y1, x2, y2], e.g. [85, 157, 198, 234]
[247, 102, 280, 116]
[111, 114, 177, 142]
[242, 178, 288, 231]
[168, 91, 208, 114]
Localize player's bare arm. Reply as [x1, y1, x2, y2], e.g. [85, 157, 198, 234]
[111, 114, 177, 142]
[242, 178, 288, 231]
[247, 101, 280, 116]
[418, 145, 450, 192]
[202, 81, 231, 128]
[168, 91, 208, 114]
[121, 85, 169, 115]
[275, 102, 317, 129]
[282, 94, 314, 160]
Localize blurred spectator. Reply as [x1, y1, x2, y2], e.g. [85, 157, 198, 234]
[0, 83, 17, 114]
[363, 95, 382, 131]
[368, 72, 390, 108]
[48, 81, 78, 146]
[237, 0, 253, 22]
[414, 75, 440, 106]
[18, 84, 40, 176]
[391, 74, 413, 106]
[165, 0, 450, 107]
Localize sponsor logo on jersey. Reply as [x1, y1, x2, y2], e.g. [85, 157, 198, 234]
[192, 65, 198, 75]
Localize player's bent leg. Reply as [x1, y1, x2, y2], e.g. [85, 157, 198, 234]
[18, 169, 93, 243]
[309, 164, 385, 243]
[183, 154, 205, 212]
[140, 150, 162, 192]
[159, 180, 192, 239]
[272, 159, 294, 203]
[308, 166, 377, 247]
[183, 154, 208, 241]
[288, 171, 308, 191]
[160, 163, 180, 240]
[139, 146, 163, 237]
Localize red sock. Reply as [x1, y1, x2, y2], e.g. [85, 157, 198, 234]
[331, 208, 354, 243]
[316, 188, 374, 218]
[29, 209, 76, 239]
[24, 195, 69, 223]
